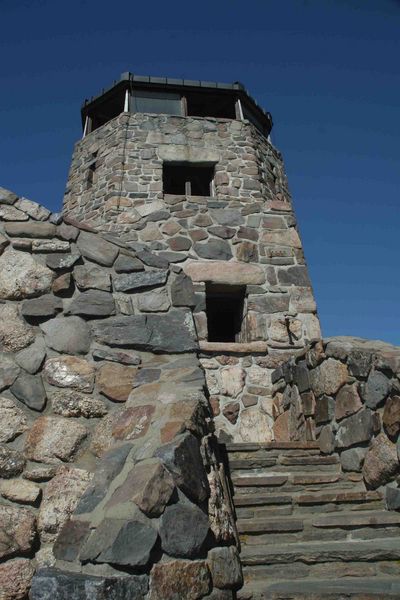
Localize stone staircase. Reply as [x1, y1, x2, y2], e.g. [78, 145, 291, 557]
[225, 442, 400, 599]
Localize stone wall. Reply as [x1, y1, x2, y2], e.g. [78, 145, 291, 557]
[62, 112, 321, 440]
[0, 187, 241, 600]
[272, 337, 400, 505]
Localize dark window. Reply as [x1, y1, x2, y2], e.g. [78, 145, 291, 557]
[186, 92, 236, 119]
[163, 163, 214, 196]
[206, 285, 245, 342]
[131, 91, 182, 115]
[89, 93, 124, 131]
[86, 152, 98, 189]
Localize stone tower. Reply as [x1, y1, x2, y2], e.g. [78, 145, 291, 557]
[63, 72, 321, 441]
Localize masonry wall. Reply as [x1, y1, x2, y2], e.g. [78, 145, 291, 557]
[0, 188, 241, 599]
[63, 112, 321, 441]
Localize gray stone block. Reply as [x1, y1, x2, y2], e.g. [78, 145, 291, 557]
[66, 290, 116, 318]
[41, 316, 91, 354]
[77, 231, 119, 266]
[10, 373, 47, 411]
[159, 500, 210, 558]
[363, 369, 391, 409]
[112, 270, 168, 292]
[194, 239, 233, 260]
[336, 408, 374, 449]
[30, 569, 148, 600]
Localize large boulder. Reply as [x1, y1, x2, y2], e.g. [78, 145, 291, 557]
[362, 433, 399, 488]
[148, 559, 211, 600]
[25, 416, 87, 463]
[0, 504, 36, 559]
[159, 501, 210, 558]
[0, 248, 54, 299]
[0, 304, 35, 352]
[41, 316, 91, 354]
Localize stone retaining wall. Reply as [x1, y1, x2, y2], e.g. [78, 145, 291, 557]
[272, 337, 400, 505]
[0, 187, 241, 600]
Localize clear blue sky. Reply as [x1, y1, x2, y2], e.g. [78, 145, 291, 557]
[1, 0, 399, 344]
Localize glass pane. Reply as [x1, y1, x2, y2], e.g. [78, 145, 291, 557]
[131, 91, 182, 115]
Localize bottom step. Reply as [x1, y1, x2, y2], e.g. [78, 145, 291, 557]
[238, 577, 400, 599]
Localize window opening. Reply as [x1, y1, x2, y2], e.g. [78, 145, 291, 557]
[185, 92, 236, 119]
[206, 284, 245, 343]
[163, 163, 215, 196]
[130, 90, 182, 115]
[86, 152, 98, 189]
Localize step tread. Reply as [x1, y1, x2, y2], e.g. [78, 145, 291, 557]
[297, 490, 382, 505]
[238, 577, 400, 599]
[237, 517, 304, 533]
[312, 510, 400, 528]
[280, 455, 339, 466]
[240, 537, 400, 565]
[225, 441, 320, 451]
[234, 494, 293, 507]
[233, 475, 288, 487]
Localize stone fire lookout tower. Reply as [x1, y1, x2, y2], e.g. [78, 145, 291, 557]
[63, 72, 320, 442]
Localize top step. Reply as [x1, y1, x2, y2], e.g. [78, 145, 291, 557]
[225, 442, 320, 452]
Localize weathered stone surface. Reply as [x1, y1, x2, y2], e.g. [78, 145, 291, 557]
[38, 466, 92, 537]
[222, 402, 240, 424]
[315, 395, 334, 424]
[184, 260, 265, 285]
[58, 222, 80, 241]
[66, 289, 116, 318]
[53, 272, 73, 295]
[25, 416, 87, 463]
[168, 236, 192, 251]
[159, 501, 210, 558]
[273, 411, 289, 442]
[15, 336, 46, 373]
[386, 484, 400, 511]
[114, 253, 144, 273]
[53, 519, 91, 562]
[207, 545, 242, 590]
[137, 287, 170, 312]
[92, 348, 141, 365]
[113, 269, 168, 292]
[0, 304, 35, 352]
[0, 445, 25, 478]
[73, 264, 111, 291]
[93, 310, 198, 353]
[0, 204, 28, 220]
[0, 248, 54, 299]
[319, 425, 335, 454]
[220, 366, 245, 398]
[171, 272, 196, 307]
[0, 478, 41, 504]
[32, 239, 71, 253]
[310, 358, 349, 397]
[77, 231, 118, 266]
[148, 560, 211, 600]
[211, 208, 244, 226]
[4, 221, 55, 238]
[108, 458, 175, 517]
[0, 504, 36, 559]
[45, 253, 80, 271]
[30, 569, 148, 600]
[336, 409, 374, 449]
[0, 186, 18, 204]
[194, 239, 233, 260]
[0, 396, 28, 441]
[41, 316, 91, 354]
[383, 395, 400, 438]
[362, 433, 399, 488]
[96, 362, 138, 402]
[335, 383, 363, 421]
[23, 465, 57, 481]
[248, 294, 289, 314]
[155, 432, 209, 503]
[88, 518, 158, 568]
[16, 197, 51, 220]
[0, 558, 35, 600]
[348, 350, 374, 378]
[363, 369, 391, 409]
[277, 266, 311, 287]
[76, 444, 131, 514]
[0, 352, 21, 390]
[10, 373, 47, 411]
[91, 404, 155, 456]
[51, 390, 107, 418]
[21, 294, 62, 318]
[340, 447, 367, 472]
[237, 406, 273, 443]
[44, 356, 95, 392]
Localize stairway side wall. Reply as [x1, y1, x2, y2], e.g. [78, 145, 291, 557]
[272, 337, 400, 495]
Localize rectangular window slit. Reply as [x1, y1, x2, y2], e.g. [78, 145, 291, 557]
[206, 284, 245, 343]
